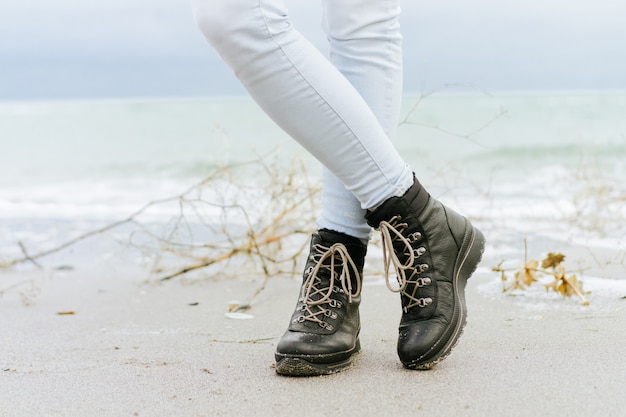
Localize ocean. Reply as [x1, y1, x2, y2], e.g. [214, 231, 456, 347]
[1, 90, 625, 302]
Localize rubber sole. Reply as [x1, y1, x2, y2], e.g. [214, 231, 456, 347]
[403, 225, 486, 370]
[275, 340, 361, 377]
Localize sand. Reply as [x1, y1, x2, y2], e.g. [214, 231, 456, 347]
[1, 253, 625, 417]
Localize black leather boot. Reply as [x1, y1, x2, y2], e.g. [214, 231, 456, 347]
[274, 229, 367, 376]
[365, 177, 485, 369]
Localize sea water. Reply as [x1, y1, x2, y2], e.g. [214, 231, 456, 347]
[1, 91, 625, 295]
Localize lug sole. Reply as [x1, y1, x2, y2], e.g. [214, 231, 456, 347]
[275, 340, 361, 377]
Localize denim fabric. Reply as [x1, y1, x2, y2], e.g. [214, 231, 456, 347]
[192, 0, 413, 240]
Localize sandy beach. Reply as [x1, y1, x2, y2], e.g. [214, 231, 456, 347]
[2, 4, 626, 412]
[2, 242, 625, 417]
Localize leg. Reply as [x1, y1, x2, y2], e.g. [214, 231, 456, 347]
[318, 0, 404, 242]
[274, 0, 406, 375]
[192, 0, 414, 209]
[321, 0, 486, 370]
[192, 0, 486, 373]
[193, 0, 410, 376]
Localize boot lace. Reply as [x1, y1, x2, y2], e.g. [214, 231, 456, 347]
[378, 216, 433, 311]
[295, 242, 362, 330]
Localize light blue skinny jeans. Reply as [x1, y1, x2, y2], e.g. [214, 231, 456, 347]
[192, 0, 414, 241]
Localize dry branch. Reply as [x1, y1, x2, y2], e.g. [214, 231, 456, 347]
[1, 155, 320, 296]
[493, 240, 590, 305]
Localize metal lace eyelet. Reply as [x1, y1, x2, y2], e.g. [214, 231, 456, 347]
[418, 263, 429, 273]
[418, 277, 432, 287]
[419, 297, 433, 307]
[318, 321, 334, 331]
[413, 247, 426, 257]
[408, 232, 422, 242]
[324, 310, 338, 319]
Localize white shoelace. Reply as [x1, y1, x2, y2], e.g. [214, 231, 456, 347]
[297, 242, 362, 328]
[378, 216, 433, 311]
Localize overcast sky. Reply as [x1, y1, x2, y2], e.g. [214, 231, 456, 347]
[1, 0, 625, 100]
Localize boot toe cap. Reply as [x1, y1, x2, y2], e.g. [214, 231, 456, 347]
[397, 320, 447, 365]
[275, 330, 359, 363]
